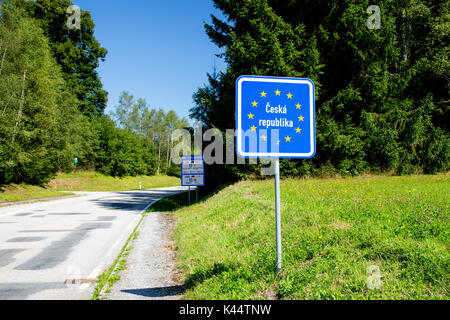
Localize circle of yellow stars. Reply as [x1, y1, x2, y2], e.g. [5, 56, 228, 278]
[247, 89, 305, 144]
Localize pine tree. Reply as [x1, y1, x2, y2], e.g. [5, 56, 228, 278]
[19, 0, 108, 118]
[191, 0, 449, 179]
[0, 0, 90, 184]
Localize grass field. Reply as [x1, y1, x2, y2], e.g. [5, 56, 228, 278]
[0, 184, 72, 203]
[1, 171, 180, 203]
[168, 174, 449, 300]
[49, 171, 180, 192]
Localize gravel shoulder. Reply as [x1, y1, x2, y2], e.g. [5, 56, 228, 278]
[105, 211, 184, 300]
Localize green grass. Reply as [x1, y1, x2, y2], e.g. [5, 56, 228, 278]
[1, 171, 180, 203]
[148, 189, 198, 212]
[170, 174, 449, 300]
[91, 216, 142, 300]
[0, 183, 72, 203]
[49, 170, 180, 192]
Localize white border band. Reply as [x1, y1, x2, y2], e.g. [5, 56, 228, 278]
[236, 76, 315, 158]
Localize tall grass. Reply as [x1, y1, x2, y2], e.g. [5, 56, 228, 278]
[0, 183, 70, 203]
[171, 174, 449, 300]
[50, 171, 180, 191]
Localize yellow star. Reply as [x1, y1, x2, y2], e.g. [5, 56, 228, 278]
[296, 103, 301, 109]
[250, 125, 257, 132]
[260, 91, 267, 98]
[285, 136, 292, 142]
[298, 116, 304, 122]
[275, 89, 281, 96]
[248, 113, 254, 119]
[296, 127, 302, 133]
[287, 92, 293, 99]
[252, 101, 258, 107]
[261, 135, 267, 141]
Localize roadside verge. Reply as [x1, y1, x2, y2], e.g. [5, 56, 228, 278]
[91, 190, 188, 300]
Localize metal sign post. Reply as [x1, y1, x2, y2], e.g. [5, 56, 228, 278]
[236, 75, 316, 273]
[274, 159, 282, 272]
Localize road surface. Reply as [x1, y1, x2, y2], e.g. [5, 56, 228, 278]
[0, 186, 187, 300]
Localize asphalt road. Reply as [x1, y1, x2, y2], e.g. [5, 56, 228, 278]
[0, 186, 187, 300]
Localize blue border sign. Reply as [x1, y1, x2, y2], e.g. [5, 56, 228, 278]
[180, 155, 205, 187]
[236, 75, 316, 158]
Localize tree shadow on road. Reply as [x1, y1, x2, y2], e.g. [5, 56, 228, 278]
[148, 183, 231, 213]
[117, 263, 242, 299]
[90, 190, 184, 212]
[120, 285, 185, 298]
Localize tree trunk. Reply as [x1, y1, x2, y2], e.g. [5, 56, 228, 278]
[0, 45, 10, 114]
[1, 96, 13, 115]
[157, 138, 161, 175]
[168, 133, 173, 169]
[12, 69, 27, 144]
[0, 46, 6, 77]
[166, 134, 170, 172]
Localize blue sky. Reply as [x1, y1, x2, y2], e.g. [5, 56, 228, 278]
[75, 0, 227, 121]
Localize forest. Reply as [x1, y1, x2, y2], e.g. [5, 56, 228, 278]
[0, 0, 188, 185]
[191, 0, 449, 187]
[0, 0, 448, 188]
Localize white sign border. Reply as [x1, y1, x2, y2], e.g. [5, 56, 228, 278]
[180, 155, 205, 187]
[236, 76, 316, 158]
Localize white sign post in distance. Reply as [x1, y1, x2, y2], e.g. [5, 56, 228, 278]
[181, 155, 205, 204]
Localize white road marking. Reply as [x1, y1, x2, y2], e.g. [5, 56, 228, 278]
[0, 187, 189, 299]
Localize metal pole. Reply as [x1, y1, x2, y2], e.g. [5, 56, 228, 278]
[196, 188, 198, 202]
[274, 159, 282, 273]
[188, 186, 191, 205]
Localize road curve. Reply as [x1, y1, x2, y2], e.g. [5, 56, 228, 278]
[0, 186, 188, 300]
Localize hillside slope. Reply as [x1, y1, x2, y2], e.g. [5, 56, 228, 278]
[171, 174, 449, 300]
